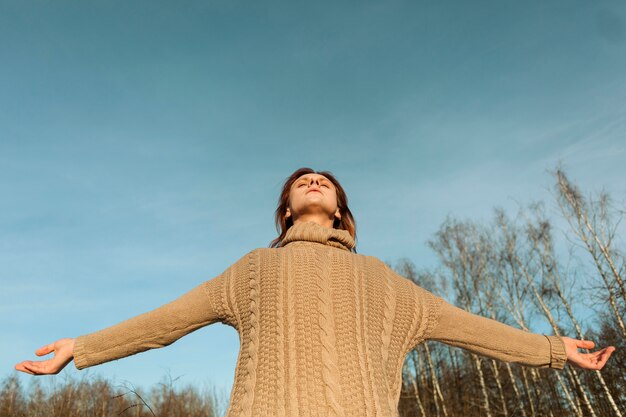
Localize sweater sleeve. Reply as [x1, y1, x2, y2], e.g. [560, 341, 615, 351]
[73, 257, 242, 370]
[425, 298, 567, 369]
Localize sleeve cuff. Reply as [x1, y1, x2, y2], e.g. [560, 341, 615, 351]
[73, 336, 89, 370]
[545, 335, 567, 369]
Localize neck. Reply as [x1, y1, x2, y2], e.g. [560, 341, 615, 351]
[281, 219, 355, 252]
[292, 215, 335, 229]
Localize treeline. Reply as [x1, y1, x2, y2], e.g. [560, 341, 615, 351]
[0, 373, 226, 417]
[396, 168, 625, 417]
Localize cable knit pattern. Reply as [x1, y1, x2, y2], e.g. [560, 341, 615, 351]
[353, 261, 375, 417]
[315, 247, 346, 417]
[362, 257, 384, 416]
[73, 220, 568, 417]
[381, 271, 398, 413]
[273, 252, 286, 417]
[285, 253, 299, 416]
[238, 250, 260, 417]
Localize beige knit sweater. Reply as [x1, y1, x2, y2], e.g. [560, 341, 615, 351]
[73, 221, 567, 417]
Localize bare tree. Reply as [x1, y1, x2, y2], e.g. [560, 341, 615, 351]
[524, 202, 623, 417]
[428, 218, 499, 417]
[494, 207, 591, 416]
[395, 260, 449, 417]
[395, 166, 624, 417]
[553, 168, 626, 337]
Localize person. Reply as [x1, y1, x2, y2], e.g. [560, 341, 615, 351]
[16, 167, 615, 417]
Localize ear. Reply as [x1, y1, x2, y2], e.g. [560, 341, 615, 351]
[285, 208, 291, 219]
[334, 209, 341, 220]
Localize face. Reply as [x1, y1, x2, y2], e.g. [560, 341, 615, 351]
[285, 173, 341, 224]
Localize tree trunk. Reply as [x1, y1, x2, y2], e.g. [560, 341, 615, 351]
[424, 342, 449, 417]
[472, 354, 492, 417]
[504, 363, 528, 417]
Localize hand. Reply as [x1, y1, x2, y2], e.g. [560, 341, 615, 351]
[15, 338, 75, 375]
[561, 336, 615, 370]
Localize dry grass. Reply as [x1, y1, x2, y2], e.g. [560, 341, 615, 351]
[0, 373, 226, 417]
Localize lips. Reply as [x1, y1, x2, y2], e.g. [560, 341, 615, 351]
[307, 189, 322, 194]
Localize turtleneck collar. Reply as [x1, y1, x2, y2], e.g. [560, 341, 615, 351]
[280, 221, 355, 252]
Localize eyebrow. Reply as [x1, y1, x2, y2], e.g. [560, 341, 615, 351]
[295, 176, 331, 184]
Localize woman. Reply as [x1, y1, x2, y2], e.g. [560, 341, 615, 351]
[16, 167, 615, 417]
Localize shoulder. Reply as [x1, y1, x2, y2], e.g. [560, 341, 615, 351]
[232, 247, 279, 260]
[348, 253, 412, 284]
[357, 254, 396, 274]
[361, 255, 427, 290]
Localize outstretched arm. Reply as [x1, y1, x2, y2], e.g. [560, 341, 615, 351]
[71, 279, 227, 369]
[426, 299, 614, 370]
[15, 270, 233, 375]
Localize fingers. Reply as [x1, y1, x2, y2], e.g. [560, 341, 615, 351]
[573, 346, 616, 370]
[15, 362, 35, 375]
[23, 362, 44, 374]
[21, 360, 59, 375]
[15, 358, 62, 375]
[15, 361, 46, 375]
[595, 346, 616, 369]
[28, 361, 50, 374]
[588, 348, 609, 360]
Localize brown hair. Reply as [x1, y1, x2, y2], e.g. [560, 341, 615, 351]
[269, 167, 357, 252]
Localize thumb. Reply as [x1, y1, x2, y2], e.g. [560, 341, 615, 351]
[575, 339, 595, 350]
[35, 343, 55, 357]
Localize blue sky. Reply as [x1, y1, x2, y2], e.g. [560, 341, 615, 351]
[2, 0, 625, 398]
